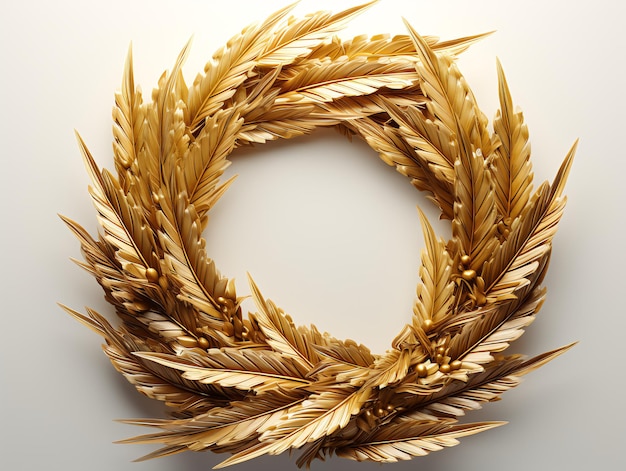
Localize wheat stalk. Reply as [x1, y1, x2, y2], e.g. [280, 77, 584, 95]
[62, 2, 575, 468]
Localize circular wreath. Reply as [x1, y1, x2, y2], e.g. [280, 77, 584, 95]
[62, 3, 576, 468]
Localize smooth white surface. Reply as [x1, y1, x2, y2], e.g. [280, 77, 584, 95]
[1, 0, 625, 469]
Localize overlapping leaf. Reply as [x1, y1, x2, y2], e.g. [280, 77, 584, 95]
[257, 2, 377, 67]
[492, 60, 533, 222]
[136, 347, 311, 393]
[218, 387, 371, 468]
[118, 391, 305, 459]
[336, 420, 504, 462]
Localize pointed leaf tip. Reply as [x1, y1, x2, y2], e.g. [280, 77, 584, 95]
[550, 140, 578, 200]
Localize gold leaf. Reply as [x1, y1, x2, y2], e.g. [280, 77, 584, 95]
[186, 3, 296, 133]
[182, 108, 243, 217]
[337, 420, 504, 462]
[248, 274, 319, 369]
[135, 348, 310, 393]
[451, 148, 499, 273]
[118, 391, 304, 458]
[405, 20, 493, 159]
[349, 115, 455, 218]
[414, 207, 455, 327]
[491, 59, 533, 222]
[407, 344, 574, 420]
[277, 58, 418, 104]
[217, 387, 371, 468]
[112, 44, 146, 192]
[258, 2, 377, 67]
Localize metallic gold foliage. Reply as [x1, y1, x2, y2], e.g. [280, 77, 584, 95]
[62, 2, 575, 467]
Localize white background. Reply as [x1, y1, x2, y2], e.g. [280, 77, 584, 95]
[1, 0, 625, 469]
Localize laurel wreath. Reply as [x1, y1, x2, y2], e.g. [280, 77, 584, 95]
[61, 2, 576, 468]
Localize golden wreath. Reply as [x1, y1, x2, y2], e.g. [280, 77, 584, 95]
[62, 2, 576, 467]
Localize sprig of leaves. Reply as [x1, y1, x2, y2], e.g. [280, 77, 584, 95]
[63, 2, 575, 467]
